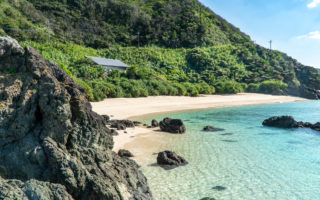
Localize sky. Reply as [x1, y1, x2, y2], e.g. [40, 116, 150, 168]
[199, 0, 320, 68]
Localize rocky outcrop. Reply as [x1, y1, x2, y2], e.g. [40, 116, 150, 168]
[159, 118, 186, 134]
[0, 37, 152, 200]
[262, 116, 300, 128]
[118, 149, 134, 158]
[109, 120, 135, 130]
[157, 151, 188, 169]
[263, 116, 320, 131]
[151, 119, 159, 127]
[203, 126, 225, 132]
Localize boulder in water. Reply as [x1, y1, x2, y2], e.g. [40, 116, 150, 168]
[159, 118, 186, 134]
[157, 151, 188, 169]
[262, 116, 299, 128]
[203, 126, 225, 132]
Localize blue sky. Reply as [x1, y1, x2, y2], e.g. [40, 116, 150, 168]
[200, 0, 320, 68]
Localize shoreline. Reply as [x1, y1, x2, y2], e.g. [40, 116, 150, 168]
[91, 93, 307, 120]
[91, 93, 308, 163]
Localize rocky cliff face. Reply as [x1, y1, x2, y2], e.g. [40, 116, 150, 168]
[0, 37, 152, 200]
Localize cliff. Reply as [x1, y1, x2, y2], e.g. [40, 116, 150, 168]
[0, 36, 152, 200]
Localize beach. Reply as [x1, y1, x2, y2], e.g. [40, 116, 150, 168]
[91, 93, 307, 161]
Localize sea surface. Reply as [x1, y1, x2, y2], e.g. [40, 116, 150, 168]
[140, 101, 320, 200]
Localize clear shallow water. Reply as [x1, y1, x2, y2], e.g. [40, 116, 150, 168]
[140, 101, 320, 200]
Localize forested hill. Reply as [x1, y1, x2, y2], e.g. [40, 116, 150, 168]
[1, 0, 249, 48]
[1, 0, 320, 101]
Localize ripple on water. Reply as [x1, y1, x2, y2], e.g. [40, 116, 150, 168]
[140, 101, 320, 200]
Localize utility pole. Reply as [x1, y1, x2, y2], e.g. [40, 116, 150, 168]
[137, 31, 140, 47]
[47, 20, 51, 42]
[269, 40, 272, 50]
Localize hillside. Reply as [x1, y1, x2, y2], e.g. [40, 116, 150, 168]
[1, 0, 320, 101]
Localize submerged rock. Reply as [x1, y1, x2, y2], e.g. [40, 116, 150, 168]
[203, 126, 225, 132]
[212, 186, 227, 191]
[0, 37, 152, 200]
[157, 151, 188, 169]
[118, 149, 134, 157]
[159, 118, 186, 134]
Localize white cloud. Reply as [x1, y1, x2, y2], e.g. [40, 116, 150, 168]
[296, 31, 320, 40]
[307, 0, 320, 8]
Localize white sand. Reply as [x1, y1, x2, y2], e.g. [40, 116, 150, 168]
[92, 93, 306, 120]
[91, 93, 307, 159]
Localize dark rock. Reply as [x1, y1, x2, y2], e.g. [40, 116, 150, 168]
[312, 122, 320, 131]
[117, 124, 126, 130]
[203, 126, 225, 132]
[118, 149, 134, 157]
[304, 122, 313, 128]
[263, 116, 320, 132]
[101, 115, 110, 123]
[147, 126, 152, 128]
[133, 121, 142, 126]
[212, 186, 227, 191]
[159, 118, 186, 134]
[110, 129, 119, 136]
[110, 120, 135, 130]
[200, 198, 216, 200]
[286, 84, 320, 100]
[124, 131, 128, 134]
[220, 133, 233, 136]
[0, 37, 152, 200]
[151, 119, 159, 127]
[262, 116, 298, 128]
[157, 151, 188, 169]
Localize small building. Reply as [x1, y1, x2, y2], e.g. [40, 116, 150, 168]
[86, 56, 130, 72]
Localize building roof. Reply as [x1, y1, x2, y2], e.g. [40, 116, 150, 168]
[86, 56, 130, 68]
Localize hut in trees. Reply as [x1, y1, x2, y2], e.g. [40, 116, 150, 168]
[86, 56, 130, 71]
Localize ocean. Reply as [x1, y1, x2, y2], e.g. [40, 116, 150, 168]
[140, 101, 320, 200]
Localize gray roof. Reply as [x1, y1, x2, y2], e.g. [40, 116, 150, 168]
[86, 56, 130, 68]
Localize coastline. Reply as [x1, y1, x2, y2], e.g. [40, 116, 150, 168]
[91, 93, 308, 163]
[91, 93, 307, 120]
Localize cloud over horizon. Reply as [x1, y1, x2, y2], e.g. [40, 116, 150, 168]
[307, 0, 320, 8]
[296, 31, 320, 40]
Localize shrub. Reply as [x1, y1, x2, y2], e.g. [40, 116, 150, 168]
[247, 83, 260, 93]
[215, 80, 243, 94]
[259, 80, 288, 94]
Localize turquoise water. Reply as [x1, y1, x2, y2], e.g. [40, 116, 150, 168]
[141, 101, 320, 200]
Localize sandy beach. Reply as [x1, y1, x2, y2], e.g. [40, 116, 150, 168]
[91, 93, 306, 120]
[91, 93, 307, 161]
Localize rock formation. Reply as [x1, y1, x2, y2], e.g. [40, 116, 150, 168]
[262, 116, 301, 128]
[159, 118, 186, 134]
[157, 151, 188, 169]
[151, 120, 159, 127]
[118, 149, 134, 158]
[203, 126, 225, 132]
[263, 115, 320, 131]
[0, 37, 152, 200]
[109, 120, 135, 130]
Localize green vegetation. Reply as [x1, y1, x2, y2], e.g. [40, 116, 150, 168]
[2, 0, 320, 101]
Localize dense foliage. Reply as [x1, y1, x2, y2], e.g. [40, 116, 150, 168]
[1, 0, 249, 48]
[20, 41, 319, 101]
[3, 0, 320, 101]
